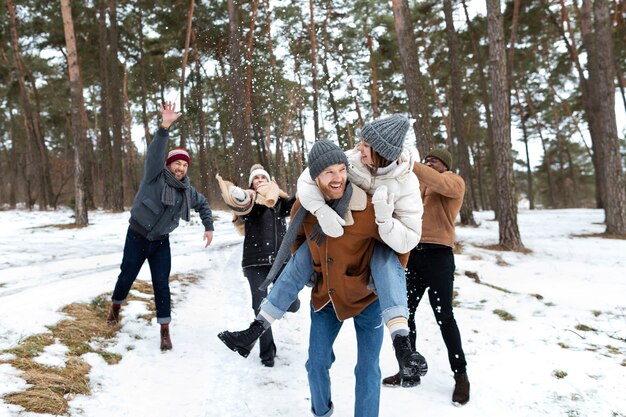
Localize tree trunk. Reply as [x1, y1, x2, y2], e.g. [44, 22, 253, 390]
[7, 0, 54, 210]
[308, 0, 320, 138]
[486, 0, 524, 250]
[513, 87, 534, 209]
[391, 0, 433, 157]
[244, 0, 258, 135]
[60, 0, 88, 225]
[321, 6, 341, 144]
[108, 0, 125, 211]
[585, 0, 626, 233]
[525, 90, 556, 208]
[443, 0, 476, 226]
[98, 0, 113, 209]
[227, 0, 253, 183]
[136, 8, 151, 146]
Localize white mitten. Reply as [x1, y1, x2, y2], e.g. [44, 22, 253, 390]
[314, 205, 346, 238]
[372, 186, 394, 232]
[230, 186, 248, 203]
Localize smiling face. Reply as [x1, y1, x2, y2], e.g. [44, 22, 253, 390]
[357, 140, 374, 165]
[168, 160, 189, 180]
[424, 156, 447, 173]
[251, 174, 269, 190]
[315, 163, 348, 200]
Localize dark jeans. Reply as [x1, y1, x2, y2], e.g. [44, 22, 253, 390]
[243, 265, 277, 363]
[112, 227, 172, 324]
[406, 246, 467, 374]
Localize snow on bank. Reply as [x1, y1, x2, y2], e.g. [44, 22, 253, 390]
[0, 208, 625, 417]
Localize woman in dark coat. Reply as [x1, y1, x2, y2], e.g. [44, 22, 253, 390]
[228, 164, 297, 367]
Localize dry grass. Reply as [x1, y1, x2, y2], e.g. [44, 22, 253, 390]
[31, 223, 88, 230]
[476, 243, 533, 254]
[1, 273, 202, 414]
[573, 232, 626, 240]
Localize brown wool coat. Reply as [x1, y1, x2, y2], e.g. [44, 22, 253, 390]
[412, 163, 465, 248]
[292, 185, 409, 321]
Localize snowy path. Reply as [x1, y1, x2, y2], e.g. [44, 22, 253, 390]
[1, 208, 625, 417]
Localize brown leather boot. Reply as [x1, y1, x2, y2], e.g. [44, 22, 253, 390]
[452, 373, 470, 405]
[382, 373, 403, 387]
[160, 325, 173, 351]
[107, 303, 121, 326]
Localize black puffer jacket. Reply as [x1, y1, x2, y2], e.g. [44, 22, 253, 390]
[240, 196, 296, 269]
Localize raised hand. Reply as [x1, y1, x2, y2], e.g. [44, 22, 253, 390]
[160, 101, 182, 129]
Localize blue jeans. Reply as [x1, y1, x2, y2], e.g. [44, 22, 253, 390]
[261, 242, 408, 324]
[112, 227, 172, 324]
[306, 300, 383, 417]
[370, 242, 408, 322]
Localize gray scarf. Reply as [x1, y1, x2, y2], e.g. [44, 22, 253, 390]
[259, 182, 353, 291]
[162, 168, 191, 221]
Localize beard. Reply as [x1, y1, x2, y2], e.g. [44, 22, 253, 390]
[317, 178, 346, 201]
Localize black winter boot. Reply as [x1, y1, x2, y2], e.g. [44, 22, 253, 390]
[393, 335, 428, 387]
[218, 320, 266, 358]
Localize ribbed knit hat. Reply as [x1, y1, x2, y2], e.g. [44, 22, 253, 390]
[358, 114, 410, 161]
[248, 164, 271, 187]
[426, 147, 452, 169]
[308, 140, 349, 180]
[166, 148, 190, 165]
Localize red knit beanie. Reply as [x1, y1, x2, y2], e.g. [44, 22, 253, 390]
[166, 148, 190, 166]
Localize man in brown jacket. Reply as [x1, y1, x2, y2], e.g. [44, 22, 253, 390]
[382, 147, 470, 406]
[219, 140, 418, 417]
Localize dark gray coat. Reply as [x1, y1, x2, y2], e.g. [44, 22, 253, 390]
[129, 127, 213, 240]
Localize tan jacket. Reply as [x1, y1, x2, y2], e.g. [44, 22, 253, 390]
[292, 185, 409, 321]
[412, 163, 465, 248]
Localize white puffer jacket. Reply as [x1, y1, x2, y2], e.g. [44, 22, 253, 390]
[297, 146, 423, 254]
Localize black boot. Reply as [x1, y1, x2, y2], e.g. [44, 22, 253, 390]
[218, 320, 266, 358]
[393, 335, 428, 387]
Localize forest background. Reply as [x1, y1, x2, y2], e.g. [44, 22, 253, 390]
[1, 0, 625, 247]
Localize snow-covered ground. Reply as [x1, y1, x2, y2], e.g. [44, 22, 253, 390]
[0, 207, 625, 417]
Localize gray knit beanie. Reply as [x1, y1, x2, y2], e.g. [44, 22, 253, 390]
[308, 140, 349, 180]
[358, 114, 410, 161]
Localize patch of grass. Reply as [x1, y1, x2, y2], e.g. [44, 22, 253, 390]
[621, 359, 626, 367]
[0, 282, 6, 288]
[605, 345, 621, 355]
[453, 241, 464, 255]
[4, 334, 55, 359]
[531, 293, 544, 300]
[480, 299, 487, 303]
[573, 232, 626, 240]
[1, 272, 203, 414]
[544, 301, 556, 307]
[575, 324, 596, 332]
[592, 310, 602, 317]
[493, 309, 516, 321]
[31, 223, 88, 230]
[495, 255, 510, 266]
[558, 342, 570, 349]
[470, 254, 483, 261]
[475, 243, 533, 254]
[553, 369, 568, 379]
